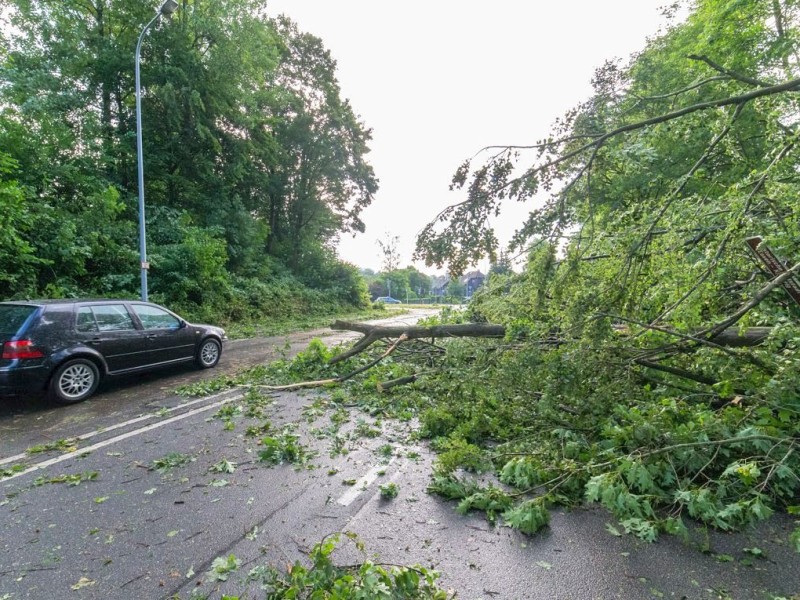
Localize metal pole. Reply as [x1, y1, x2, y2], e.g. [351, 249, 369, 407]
[135, 12, 161, 302]
[135, 1, 177, 301]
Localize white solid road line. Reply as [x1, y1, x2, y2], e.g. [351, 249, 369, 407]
[0, 393, 244, 482]
[0, 391, 240, 467]
[336, 458, 396, 507]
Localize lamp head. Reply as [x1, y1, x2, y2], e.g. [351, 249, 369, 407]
[159, 0, 179, 16]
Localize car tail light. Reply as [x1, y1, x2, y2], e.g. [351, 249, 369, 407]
[2, 340, 45, 360]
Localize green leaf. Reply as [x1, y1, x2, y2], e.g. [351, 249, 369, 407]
[620, 518, 658, 543]
[70, 577, 95, 590]
[210, 459, 237, 474]
[502, 498, 550, 535]
[790, 527, 800, 553]
[207, 554, 241, 582]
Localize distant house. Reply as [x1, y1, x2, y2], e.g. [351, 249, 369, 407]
[461, 271, 485, 298]
[431, 271, 485, 299]
[431, 275, 450, 298]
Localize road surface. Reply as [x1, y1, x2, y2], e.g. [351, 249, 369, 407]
[0, 308, 797, 599]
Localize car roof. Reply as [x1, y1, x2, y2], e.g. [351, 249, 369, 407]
[0, 299, 141, 307]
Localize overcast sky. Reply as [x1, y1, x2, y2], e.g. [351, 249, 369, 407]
[266, 1, 677, 274]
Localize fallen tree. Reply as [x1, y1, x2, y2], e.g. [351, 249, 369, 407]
[320, 317, 779, 399]
[330, 320, 772, 361]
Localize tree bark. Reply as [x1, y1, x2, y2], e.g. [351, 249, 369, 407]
[709, 327, 771, 347]
[329, 321, 506, 364]
[377, 375, 417, 392]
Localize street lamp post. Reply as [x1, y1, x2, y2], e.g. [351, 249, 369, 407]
[135, 0, 179, 301]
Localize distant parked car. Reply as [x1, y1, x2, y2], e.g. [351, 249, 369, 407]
[375, 296, 401, 304]
[0, 299, 226, 405]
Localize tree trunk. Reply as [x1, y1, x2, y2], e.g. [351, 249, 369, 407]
[328, 321, 506, 364]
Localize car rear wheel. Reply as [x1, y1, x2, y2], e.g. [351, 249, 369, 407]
[196, 338, 221, 368]
[49, 359, 100, 404]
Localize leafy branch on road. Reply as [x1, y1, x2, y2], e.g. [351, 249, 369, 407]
[222, 305, 800, 549]
[245, 533, 450, 599]
[258, 426, 317, 466]
[152, 453, 194, 474]
[0, 463, 28, 480]
[26, 438, 80, 455]
[32, 471, 99, 487]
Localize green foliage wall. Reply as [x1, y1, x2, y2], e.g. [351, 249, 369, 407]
[0, 0, 376, 319]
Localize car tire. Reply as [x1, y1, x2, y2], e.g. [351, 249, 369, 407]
[196, 338, 221, 369]
[49, 359, 100, 405]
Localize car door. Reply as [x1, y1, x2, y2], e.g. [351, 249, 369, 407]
[130, 303, 196, 364]
[75, 304, 148, 373]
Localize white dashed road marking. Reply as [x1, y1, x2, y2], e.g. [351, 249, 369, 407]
[0, 392, 244, 482]
[336, 458, 396, 506]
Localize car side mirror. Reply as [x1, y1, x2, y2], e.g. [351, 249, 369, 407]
[179, 319, 187, 329]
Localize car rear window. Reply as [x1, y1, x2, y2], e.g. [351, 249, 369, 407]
[0, 305, 37, 335]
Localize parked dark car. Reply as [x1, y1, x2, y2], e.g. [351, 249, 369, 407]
[0, 299, 226, 405]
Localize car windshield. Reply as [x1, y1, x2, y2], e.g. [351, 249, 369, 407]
[0, 305, 37, 336]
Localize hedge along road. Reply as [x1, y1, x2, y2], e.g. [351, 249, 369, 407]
[1, 307, 798, 600]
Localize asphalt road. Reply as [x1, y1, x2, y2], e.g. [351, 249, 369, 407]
[0, 308, 798, 600]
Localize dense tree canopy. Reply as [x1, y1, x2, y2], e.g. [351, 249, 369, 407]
[0, 0, 376, 317]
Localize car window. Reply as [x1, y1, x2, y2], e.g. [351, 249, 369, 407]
[0, 305, 36, 335]
[76, 307, 99, 332]
[91, 304, 136, 332]
[133, 305, 180, 330]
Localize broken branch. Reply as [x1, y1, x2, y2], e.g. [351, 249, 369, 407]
[377, 375, 418, 393]
[255, 335, 408, 391]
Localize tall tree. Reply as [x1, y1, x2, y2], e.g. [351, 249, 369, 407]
[404, 266, 432, 297]
[0, 0, 378, 309]
[264, 17, 378, 274]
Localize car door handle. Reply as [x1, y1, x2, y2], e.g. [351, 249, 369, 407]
[88, 338, 102, 345]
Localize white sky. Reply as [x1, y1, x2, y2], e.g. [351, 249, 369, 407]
[266, 0, 677, 274]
